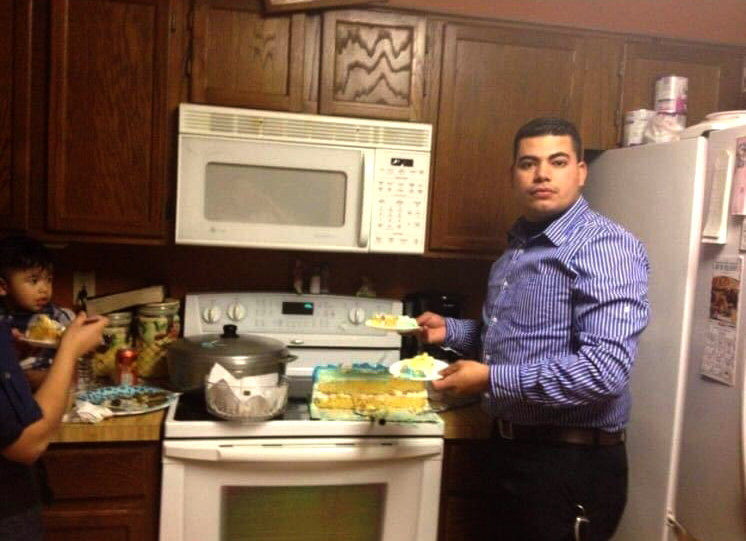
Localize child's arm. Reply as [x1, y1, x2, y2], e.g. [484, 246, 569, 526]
[2, 313, 107, 464]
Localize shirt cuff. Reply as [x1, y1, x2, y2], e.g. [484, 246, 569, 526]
[490, 363, 523, 401]
[444, 318, 479, 355]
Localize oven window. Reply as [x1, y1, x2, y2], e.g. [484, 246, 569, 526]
[221, 484, 384, 540]
[204, 163, 347, 227]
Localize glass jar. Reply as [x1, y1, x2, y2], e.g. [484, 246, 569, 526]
[135, 299, 181, 381]
[91, 311, 133, 381]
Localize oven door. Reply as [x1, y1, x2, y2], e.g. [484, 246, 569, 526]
[160, 437, 443, 541]
[176, 134, 375, 252]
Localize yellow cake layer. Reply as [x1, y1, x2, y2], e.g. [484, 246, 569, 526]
[315, 380, 424, 394]
[313, 392, 428, 413]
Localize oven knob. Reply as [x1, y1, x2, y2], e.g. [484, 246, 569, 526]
[202, 305, 222, 323]
[226, 302, 247, 322]
[348, 307, 366, 325]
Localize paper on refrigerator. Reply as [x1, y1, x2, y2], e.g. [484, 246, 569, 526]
[701, 256, 743, 386]
[729, 136, 746, 215]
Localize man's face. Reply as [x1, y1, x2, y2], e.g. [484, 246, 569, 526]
[0, 267, 53, 312]
[511, 134, 587, 222]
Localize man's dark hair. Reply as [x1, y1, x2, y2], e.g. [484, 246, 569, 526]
[513, 117, 583, 162]
[0, 236, 54, 279]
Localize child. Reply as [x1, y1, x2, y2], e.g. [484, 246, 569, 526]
[0, 236, 74, 389]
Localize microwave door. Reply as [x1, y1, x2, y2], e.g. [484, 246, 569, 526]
[177, 136, 370, 252]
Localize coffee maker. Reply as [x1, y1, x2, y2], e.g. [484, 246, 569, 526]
[400, 291, 465, 361]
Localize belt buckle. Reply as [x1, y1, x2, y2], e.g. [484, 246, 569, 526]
[498, 419, 514, 440]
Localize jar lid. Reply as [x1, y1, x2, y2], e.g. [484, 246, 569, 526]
[106, 311, 132, 325]
[138, 299, 180, 316]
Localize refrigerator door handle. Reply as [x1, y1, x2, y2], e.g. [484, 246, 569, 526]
[666, 513, 701, 541]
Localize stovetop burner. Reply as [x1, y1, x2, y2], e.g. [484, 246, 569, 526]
[173, 389, 312, 422]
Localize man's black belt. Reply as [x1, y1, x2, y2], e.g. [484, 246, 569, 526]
[494, 419, 625, 446]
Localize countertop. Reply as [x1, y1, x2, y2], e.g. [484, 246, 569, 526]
[50, 402, 492, 444]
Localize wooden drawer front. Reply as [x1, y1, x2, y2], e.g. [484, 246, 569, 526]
[43, 508, 146, 541]
[443, 441, 492, 493]
[43, 443, 158, 500]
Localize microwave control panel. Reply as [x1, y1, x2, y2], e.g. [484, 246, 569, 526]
[370, 149, 431, 253]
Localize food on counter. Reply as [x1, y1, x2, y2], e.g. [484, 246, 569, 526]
[310, 363, 433, 421]
[26, 314, 64, 342]
[365, 313, 419, 331]
[400, 353, 437, 378]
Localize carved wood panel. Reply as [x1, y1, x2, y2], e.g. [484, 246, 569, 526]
[320, 9, 425, 120]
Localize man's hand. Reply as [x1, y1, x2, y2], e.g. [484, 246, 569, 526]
[431, 360, 489, 396]
[416, 311, 447, 345]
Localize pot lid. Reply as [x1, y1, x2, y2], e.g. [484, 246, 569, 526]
[168, 324, 291, 366]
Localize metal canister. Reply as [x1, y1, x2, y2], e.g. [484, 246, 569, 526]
[622, 109, 655, 146]
[135, 299, 181, 381]
[654, 75, 688, 115]
[91, 311, 133, 380]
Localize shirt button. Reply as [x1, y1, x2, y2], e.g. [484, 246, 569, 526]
[485, 354, 491, 361]
[3, 371, 10, 379]
[492, 317, 497, 323]
[503, 281, 508, 287]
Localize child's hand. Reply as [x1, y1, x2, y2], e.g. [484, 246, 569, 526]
[57, 312, 109, 360]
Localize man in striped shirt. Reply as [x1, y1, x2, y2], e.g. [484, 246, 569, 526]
[423, 117, 650, 541]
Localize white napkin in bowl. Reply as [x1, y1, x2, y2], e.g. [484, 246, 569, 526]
[205, 364, 282, 419]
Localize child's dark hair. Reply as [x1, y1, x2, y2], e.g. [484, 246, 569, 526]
[0, 236, 54, 279]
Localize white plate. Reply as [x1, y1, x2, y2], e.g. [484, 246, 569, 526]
[76, 385, 178, 416]
[364, 317, 420, 333]
[389, 359, 449, 381]
[20, 336, 59, 349]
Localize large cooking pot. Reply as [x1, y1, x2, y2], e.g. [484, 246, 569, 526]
[167, 324, 297, 391]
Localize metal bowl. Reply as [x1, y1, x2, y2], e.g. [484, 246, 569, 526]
[166, 325, 296, 391]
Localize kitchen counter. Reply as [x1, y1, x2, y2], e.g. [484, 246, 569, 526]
[50, 402, 490, 443]
[51, 410, 165, 443]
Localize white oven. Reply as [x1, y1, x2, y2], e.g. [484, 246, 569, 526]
[159, 293, 444, 541]
[176, 104, 432, 254]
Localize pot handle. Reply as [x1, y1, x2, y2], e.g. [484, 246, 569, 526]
[282, 354, 298, 364]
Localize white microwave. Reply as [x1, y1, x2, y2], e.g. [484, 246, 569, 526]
[176, 103, 433, 253]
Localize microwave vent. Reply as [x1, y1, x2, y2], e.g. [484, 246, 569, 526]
[180, 106, 431, 151]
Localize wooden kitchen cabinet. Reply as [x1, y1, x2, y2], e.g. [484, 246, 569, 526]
[620, 38, 745, 131]
[46, 0, 172, 240]
[438, 439, 499, 541]
[41, 441, 161, 541]
[190, 0, 306, 111]
[0, 0, 44, 233]
[319, 9, 426, 121]
[426, 21, 588, 254]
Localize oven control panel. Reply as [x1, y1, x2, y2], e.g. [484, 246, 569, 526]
[183, 292, 403, 348]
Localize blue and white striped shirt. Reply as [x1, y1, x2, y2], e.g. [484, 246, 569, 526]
[445, 196, 650, 432]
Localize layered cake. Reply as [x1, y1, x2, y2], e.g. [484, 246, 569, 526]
[310, 363, 439, 422]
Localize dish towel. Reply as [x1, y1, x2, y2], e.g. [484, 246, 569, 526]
[62, 400, 114, 423]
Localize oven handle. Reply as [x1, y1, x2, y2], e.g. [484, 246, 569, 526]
[164, 441, 443, 462]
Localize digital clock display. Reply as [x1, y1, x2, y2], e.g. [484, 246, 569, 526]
[390, 157, 414, 167]
[282, 301, 314, 315]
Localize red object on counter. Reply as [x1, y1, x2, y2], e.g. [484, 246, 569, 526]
[116, 347, 139, 386]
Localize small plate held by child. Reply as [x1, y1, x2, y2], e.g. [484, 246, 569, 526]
[22, 314, 66, 348]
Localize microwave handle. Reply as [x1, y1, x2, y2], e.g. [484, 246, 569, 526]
[358, 151, 374, 248]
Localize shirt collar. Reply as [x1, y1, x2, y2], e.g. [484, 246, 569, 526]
[509, 196, 589, 246]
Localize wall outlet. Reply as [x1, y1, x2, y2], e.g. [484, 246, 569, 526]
[72, 272, 96, 304]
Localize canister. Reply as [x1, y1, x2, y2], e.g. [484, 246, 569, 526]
[622, 109, 655, 146]
[91, 311, 133, 380]
[135, 299, 181, 380]
[654, 75, 688, 115]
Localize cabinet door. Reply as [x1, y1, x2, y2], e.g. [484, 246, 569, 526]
[621, 40, 745, 127]
[191, 0, 305, 111]
[0, 0, 31, 232]
[47, 0, 170, 239]
[428, 23, 586, 254]
[42, 442, 160, 541]
[320, 9, 426, 120]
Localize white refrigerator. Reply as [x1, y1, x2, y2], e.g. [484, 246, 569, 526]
[584, 124, 746, 541]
